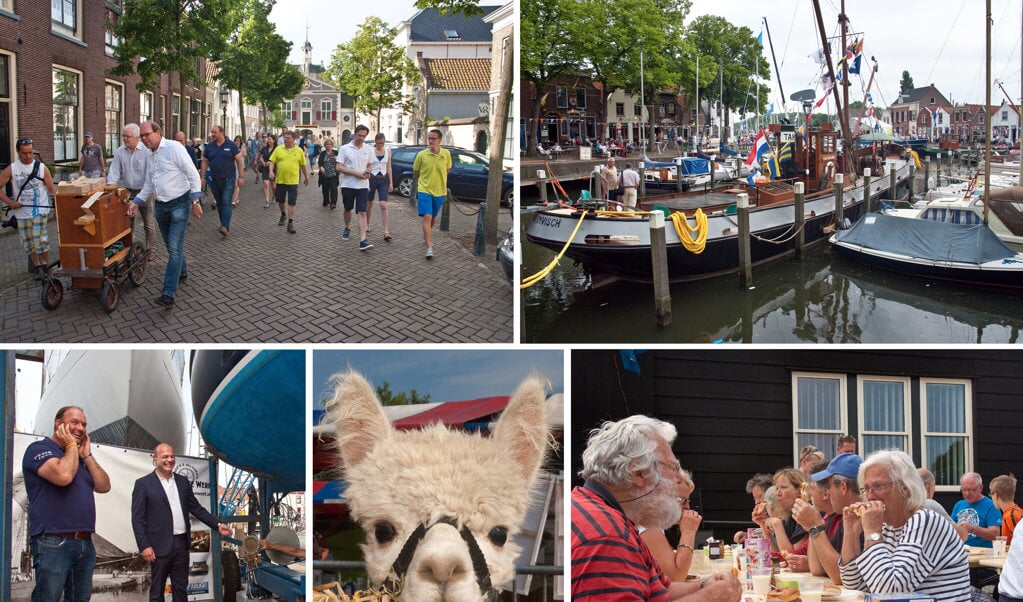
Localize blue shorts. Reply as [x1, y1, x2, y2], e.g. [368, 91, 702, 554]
[341, 187, 369, 213]
[369, 176, 389, 201]
[417, 192, 445, 217]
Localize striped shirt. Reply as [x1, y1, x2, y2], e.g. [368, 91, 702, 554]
[839, 508, 971, 601]
[572, 481, 671, 601]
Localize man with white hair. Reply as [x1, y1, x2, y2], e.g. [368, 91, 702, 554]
[952, 471, 1001, 589]
[572, 415, 741, 601]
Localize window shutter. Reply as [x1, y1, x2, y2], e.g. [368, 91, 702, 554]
[316, 111, 321, 120]
[292, 111, 297, 120]
[332, 111, 337, 120]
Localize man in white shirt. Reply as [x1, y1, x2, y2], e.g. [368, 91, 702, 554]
[338, 124, 374, 251]
[107, 123, 156, 251]
[620, 162, 641, 208]
[131, 444, 232, 602]
[126, 121, 203, 307]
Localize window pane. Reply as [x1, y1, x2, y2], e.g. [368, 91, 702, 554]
[863, 434, 906, 456]
[926, 435, 966, 486]
[53, 68, 79, 161]
[863, 381, 904, 431]
[796, 377, 841, 430]
[926, 383, 966, 432]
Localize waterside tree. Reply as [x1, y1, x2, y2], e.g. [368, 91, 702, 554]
[521, 0, 581, 157]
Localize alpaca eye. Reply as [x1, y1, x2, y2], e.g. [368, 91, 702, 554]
[374, 523, 396, 543]
[488, 526, 508, 547]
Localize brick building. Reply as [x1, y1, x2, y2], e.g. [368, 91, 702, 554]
[282, 36, 355, 143]
[0, 0, 213, 174]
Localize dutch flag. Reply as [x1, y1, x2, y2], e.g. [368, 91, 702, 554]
[746, 129, 770, 166]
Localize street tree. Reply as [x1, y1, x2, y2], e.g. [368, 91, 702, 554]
[415, 0, 483, 17]
[218, 0, 301, 138]
[111, 0, 241, 105]
[324, 17, 418, 132]
[685, 15, 768, 143]
[899, 71, 915, 95]
[376, 380, 432, 406]
[522, 0, 580, 157]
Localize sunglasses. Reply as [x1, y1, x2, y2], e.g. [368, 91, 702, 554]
[17, 138, 32, 146]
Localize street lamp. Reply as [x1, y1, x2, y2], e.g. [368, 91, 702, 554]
[219, 87, 229, 135]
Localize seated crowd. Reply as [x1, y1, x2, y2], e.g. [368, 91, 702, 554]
[572, 416, 1021, 602]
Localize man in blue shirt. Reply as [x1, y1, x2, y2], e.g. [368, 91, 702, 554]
[22, 406, 111, 602]
[200, 125, 243, 236]
[952, 471, 1002, 588]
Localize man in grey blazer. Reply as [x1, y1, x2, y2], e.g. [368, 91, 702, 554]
[131, 443, 232, 602]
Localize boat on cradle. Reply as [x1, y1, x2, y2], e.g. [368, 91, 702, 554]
[526, 123, 914, 282]
[642, 155, 751, 191]
[829, 212, 1023, 288]
[882, 186, 1023, 250]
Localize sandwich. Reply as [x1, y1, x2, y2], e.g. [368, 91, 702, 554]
[823, 583, 842, 597]
[800, 482, 811, 502]
[755, 501, 767, 515]
[766, 586, 801, 602]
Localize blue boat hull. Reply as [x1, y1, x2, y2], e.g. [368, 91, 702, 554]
[190, 350, 305, 492]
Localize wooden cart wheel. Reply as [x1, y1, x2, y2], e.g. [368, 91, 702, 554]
[40, 277, 63, 311]
[100, 280, 119, 314]
[127, 241, 147, 286]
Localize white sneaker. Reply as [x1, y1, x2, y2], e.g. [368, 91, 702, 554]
[425, 247, 433, 259]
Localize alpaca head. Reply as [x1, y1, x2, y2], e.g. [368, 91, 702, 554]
[325, 370, 550, 602]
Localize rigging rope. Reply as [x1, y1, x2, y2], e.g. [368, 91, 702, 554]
[669, 208, 709, 254]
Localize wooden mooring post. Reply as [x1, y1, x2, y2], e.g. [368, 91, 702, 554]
[924, 157, 931, 194]
[794, 181, 805, 256]
[650, 210, 672, 327]
[536, 169, 548, 203]
[862, 167, 873, 213]
[639, 161, 647, 199]
[889, 163, 897, 202]
[834, 173, 845, 226]
[737, 192, 753, 288]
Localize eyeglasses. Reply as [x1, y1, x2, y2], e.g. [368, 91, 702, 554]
[17, 138, 32, 146]
[656, 458, 683, 476]
[961, 485, 981, 493]
[678, 496, 690, 506]
[428, 136, 440, 141]
[859, 481, 894, 495]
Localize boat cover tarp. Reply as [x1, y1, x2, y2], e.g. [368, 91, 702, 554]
[719, 145, 741, 157]
[643, 154, 675, 168]
[676, 157, 711, 176]
[834, 212, 1016, 264]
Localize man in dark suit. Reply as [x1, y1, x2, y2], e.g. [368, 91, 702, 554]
[131, 443, 233, 602]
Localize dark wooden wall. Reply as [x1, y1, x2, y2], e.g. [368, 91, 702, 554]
[571, 349, 1023, 540]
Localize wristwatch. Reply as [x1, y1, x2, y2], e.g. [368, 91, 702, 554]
[865, 532, 882, 542]
[808, 525, 826, 538]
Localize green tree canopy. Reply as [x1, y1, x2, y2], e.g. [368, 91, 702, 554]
[111, 0, 242, 92]
[415, 0, 483, 17]
[521, 0, 582, 154]
[376, 381, 433, 406]
[325, 17, 419, 130]
[900, 70, 915, 95]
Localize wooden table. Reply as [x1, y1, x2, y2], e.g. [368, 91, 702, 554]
[978, 556, 1006, 570]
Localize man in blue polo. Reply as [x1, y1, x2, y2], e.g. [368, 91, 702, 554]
[200, 125, 243, 237]
[23, 405, 111, 602]
[953, 471, 1001, 588]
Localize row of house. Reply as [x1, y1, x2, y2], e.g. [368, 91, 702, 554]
[0, 0, 221, 175]
[889, 84, 1020, 143]
[282, 4, 513, 163]
[522, 77, 725, 150]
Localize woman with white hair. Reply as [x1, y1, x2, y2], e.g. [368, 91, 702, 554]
[838, 449, 970, 600]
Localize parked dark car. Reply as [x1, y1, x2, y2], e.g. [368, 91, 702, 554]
[390, 145, 514, 206]
[497, 227, 514, 282]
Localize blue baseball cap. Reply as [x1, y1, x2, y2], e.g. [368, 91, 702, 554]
[84, 131, 93, 138]
[812, 453, 863, 481]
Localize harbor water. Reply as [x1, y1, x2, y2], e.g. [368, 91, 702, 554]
[520, 182, 1023, 344]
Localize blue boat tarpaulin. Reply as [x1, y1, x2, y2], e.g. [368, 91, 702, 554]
[834, 213, 1016, 264]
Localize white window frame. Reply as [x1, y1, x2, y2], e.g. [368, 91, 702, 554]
[556, 86, 568, 109]
[920, 377, 974, 493]
[139, 92, 153, 124]
[104, 80, 123, 153]
[791, 371, 849, 464]
[52, 64, 82, 163]
[856, 375, 912, 456]
[320, 99, 332, 115]
[51, 0, 82, 39]
[0, 0, 13, 13]
[105, 5, 121, 56]
[171, 94, 181, 135]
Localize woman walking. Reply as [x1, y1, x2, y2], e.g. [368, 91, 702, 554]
[232, 135, 246, 207]
[318, 139, 339, 209]
[257, 135, 276, 208]
[367, 133, 392, 240]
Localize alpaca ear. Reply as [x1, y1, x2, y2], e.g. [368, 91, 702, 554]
[492, 376, 549, 483]
[325, 370, 391, 469]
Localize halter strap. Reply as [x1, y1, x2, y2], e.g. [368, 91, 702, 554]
[381, 516, 498, 600]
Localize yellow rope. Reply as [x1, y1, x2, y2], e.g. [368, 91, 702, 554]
[669, 208, 708, 254]
[520, 211, 588, 289]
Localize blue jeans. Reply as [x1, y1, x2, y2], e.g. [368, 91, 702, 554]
[210, 178, 235, 230]
[30, 534, 96, 602]
[154, 192, 190, 298]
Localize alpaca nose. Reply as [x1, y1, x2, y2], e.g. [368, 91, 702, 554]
[422, 552, 468, 585]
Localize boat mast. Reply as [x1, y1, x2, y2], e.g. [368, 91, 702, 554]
[812, 0, 852, 173]
[840, 1, 850, 139]
[853, 59, 878, 137]
[763, 17, 786, 108]
[984, 0, 991, 223]
[641, 50, 646, 151]
[697, 54, 701, 141]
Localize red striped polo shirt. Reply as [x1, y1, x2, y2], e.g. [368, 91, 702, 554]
[572, 481, 671, 601]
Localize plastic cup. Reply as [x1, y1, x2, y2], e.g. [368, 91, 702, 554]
[994, 536, 1007, 556]
[751, 570, 772, 595]
[799, 580, 824, 602]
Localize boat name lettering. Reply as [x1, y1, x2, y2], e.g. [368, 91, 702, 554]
[536, 215, 562, 228]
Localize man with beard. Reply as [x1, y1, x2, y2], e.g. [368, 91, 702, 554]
[22, 406, 111, 602]
[131, 443, 233, 602]
[572, 415, 741, 601]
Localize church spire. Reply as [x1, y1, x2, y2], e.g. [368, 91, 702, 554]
[302, 22, 312, 74]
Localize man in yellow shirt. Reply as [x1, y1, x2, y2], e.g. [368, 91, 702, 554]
[412, 129, 451, 259]
[267, 131, 309, 234]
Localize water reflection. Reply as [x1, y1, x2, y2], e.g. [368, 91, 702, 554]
[521, 224, 1023, 343]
